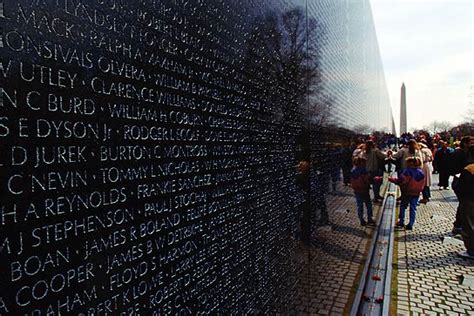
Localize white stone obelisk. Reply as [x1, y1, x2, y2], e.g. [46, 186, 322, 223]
[400, 83, 407, 135]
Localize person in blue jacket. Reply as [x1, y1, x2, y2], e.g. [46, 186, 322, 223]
[389, 157, 425, 230]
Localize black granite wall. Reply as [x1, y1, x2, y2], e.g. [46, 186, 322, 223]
[0, 0, 390, 314]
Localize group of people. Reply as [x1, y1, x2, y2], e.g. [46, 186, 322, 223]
[349, 135, 474, 260]
[350, 139, 425, 229]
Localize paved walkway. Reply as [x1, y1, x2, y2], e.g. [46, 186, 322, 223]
[395, 175, 474, 315]
[291, 181, 384, 315]
[287, 174, 474, 315]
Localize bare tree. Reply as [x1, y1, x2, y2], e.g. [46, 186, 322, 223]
[438, 121, 453, 132]
[423, 120, 453, 135]
[422, 121, 438, 135]
[307, 95, 333, 127]
[244, 8, 326, 127]
[352, 124, 373, 135]
[465, 85, 474, 124]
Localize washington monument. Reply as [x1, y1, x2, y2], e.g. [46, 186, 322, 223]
[400, 83, 407, 135]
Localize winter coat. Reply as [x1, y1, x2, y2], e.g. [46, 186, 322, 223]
[350, 167, 371, 194]
[395, 167, 425, 196]
[365, 148, 387, 173]
[453, 162, 474, 201]
[421, 147, 433, 187]
[434, 147, 454, 171]
[450, 148, 469, 175]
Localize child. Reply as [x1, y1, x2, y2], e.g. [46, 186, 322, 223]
[351, 157, 376, 226]
[389, 157, 425, 230]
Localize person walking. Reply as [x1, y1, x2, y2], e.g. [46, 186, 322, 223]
[434, 140, 454, 190]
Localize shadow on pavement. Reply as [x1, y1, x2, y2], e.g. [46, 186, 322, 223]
[394, 232, 446, 243]
[310, 235, 365, 262]
[328, 191, 354, 198]
[429, 197, 458, 203]
[331, 223, 370, 239]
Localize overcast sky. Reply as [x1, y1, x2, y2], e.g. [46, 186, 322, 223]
[371, 0, 473, 133]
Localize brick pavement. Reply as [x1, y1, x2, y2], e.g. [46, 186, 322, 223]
[290, 180, 385, 315]
[395, 175, 474, 316]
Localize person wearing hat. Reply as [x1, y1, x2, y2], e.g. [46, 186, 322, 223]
[453, 137, 474, 259]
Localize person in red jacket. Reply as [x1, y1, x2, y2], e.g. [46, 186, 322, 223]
[389, 157, 425, 230]
[351, 157, 376, 226]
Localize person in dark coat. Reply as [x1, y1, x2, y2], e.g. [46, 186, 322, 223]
[453, 141, 474, 260]
[295, 128, 311, 245]
[450, 136, 471, 234]
[434, 140, 454, 189]
[451, 136, 471, 175]
[341, 142, 354, 186]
